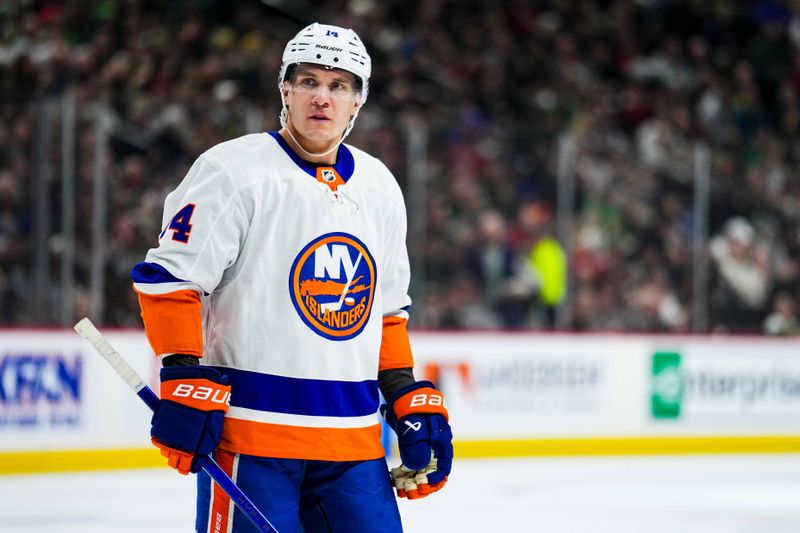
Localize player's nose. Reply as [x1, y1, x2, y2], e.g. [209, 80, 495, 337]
[311, 89, 331, 105]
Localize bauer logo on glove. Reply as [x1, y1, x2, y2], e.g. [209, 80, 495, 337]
[151, 366, 231, 475]
[382, 381, 453, 499]
[162, 380, 231, 407]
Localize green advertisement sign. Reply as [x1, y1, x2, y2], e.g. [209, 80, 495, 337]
[651, 351, 682, 419]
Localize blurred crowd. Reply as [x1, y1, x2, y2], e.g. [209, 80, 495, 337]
[1, 0, 800, 334]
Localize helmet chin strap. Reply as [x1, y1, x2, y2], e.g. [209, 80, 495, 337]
[282, 115, 341, 159]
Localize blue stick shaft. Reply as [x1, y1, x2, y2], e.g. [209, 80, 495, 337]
[136, 386, 160, 411]
[135, 386, 279, 533]
[74, 318, 279, 532]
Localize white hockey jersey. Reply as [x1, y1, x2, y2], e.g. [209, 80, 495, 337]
[132, 132, 414, 461]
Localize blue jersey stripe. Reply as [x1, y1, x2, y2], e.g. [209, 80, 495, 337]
[217, 366, 379, 418]
[131, 262, 186, 284]
[267, 131, 355, 181]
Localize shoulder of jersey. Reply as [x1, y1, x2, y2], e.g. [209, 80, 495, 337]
[200, 133, 289, 186]
[344, 142, 403, 197]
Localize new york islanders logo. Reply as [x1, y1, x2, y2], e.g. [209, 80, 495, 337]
[289, 232, 376, 341]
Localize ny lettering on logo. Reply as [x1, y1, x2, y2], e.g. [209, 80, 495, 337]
[326, 30, 339, 37]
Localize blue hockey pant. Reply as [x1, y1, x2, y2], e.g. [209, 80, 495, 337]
[195, 450, 403, 532]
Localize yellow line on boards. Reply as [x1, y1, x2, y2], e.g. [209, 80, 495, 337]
[454, 435, 800, 458]
[3, 436, 800, 475]
[0, 448, 164, 475]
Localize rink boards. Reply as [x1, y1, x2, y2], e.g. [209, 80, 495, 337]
[1, 330, 799, 474]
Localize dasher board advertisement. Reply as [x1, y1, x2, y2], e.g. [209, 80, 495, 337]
[0, 330, 157, 451]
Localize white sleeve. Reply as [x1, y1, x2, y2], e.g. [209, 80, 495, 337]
[381, 192, 412, 319]
[137, 154, 253, 295]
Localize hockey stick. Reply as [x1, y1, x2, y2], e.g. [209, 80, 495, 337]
[73, 317, 279, 533]
[320, 252, 362, 313]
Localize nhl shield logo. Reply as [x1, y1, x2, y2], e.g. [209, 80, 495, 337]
[321, 169, 336, 183]
[289, 232, 376, 340]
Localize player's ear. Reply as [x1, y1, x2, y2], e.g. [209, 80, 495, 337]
[280, 81, 291, 106]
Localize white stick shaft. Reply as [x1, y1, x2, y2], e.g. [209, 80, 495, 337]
[72, 318, 277, 531]
[74, 317, 145, 393]
[337, 252, 362, 304]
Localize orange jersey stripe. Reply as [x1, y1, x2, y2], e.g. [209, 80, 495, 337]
[379, 316, 414, 371]
[208, 449, 236, 533]
[219, 418, 384, 462]
[135, 288, 203, 357]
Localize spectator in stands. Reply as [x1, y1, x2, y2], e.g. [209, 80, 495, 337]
[763, 291, 800, 336]
[465, 208, 538, 329]
[2, 1, 800, 335]
[710, 217, 772, 332]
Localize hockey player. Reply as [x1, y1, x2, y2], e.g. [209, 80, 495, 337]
[131, 23, 453, 532]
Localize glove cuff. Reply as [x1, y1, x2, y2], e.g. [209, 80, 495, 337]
[160, 366, 231, 413]
[391, 381, 448, 422]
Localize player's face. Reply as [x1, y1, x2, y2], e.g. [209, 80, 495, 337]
[283, 64, 361, 148]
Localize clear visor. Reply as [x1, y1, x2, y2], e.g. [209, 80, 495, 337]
[288, 80, 360, 102]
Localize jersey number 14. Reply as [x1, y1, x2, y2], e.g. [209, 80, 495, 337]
[160, 203, 196, 243]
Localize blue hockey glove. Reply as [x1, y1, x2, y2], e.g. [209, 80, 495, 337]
[382, 381, 453, 499]
[150, 366, 231, 475]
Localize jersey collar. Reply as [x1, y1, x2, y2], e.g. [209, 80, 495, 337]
[268, 131, 355, 182]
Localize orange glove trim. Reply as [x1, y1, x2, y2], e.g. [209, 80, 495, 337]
[397, 477, 448, 499]
[152, 438, 194, 475]
[393, 387, 449, 422]
[161, 378, 231, 413]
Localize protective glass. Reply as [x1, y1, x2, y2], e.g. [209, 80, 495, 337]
[289, 80, 358, 102]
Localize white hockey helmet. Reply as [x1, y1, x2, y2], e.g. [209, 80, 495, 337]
[278, 23, 371, 138]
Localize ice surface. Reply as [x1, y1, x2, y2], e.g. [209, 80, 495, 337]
[2, 454, 799, 532]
